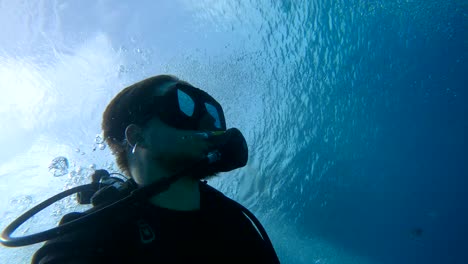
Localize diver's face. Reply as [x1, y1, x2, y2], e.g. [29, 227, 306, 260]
[140, 82, 213, 173]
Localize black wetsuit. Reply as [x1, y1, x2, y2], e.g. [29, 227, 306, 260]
[32, 182, 279, 263]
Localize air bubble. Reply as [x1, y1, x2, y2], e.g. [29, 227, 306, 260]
[94, 134, 105, 144]
[48, 156, 69, 177]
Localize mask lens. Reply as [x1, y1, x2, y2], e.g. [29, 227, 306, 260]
[204, 102, 222, 129]
[177, 89, 195, 117]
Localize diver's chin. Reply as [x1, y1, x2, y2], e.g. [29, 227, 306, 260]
[190, 165, 221, 180]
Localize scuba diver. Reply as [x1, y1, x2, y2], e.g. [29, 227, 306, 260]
[27, 75, 280, 263]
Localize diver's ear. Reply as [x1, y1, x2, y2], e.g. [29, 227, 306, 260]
[125, 124, 145, 148]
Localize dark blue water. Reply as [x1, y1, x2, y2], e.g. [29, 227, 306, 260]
[264, 1, 468, 263]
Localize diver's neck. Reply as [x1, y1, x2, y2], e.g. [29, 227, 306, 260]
[130, 160, 201, 211]
[148, 176, 201, 211]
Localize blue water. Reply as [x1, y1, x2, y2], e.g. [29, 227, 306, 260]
[0, 1, 466, 263]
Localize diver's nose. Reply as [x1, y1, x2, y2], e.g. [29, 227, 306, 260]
[197, 112, 217, 131]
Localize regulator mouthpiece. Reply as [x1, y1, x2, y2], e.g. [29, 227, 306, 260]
[206, 128, 248, 172]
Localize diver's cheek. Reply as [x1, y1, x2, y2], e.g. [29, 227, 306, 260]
[176, 136, 211, 160]
[147, 137, 204, 169]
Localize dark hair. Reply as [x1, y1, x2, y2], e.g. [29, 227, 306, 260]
[102, 75, 180, 176]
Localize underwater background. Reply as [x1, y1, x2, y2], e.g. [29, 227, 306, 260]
[0, 1, 466, 263]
